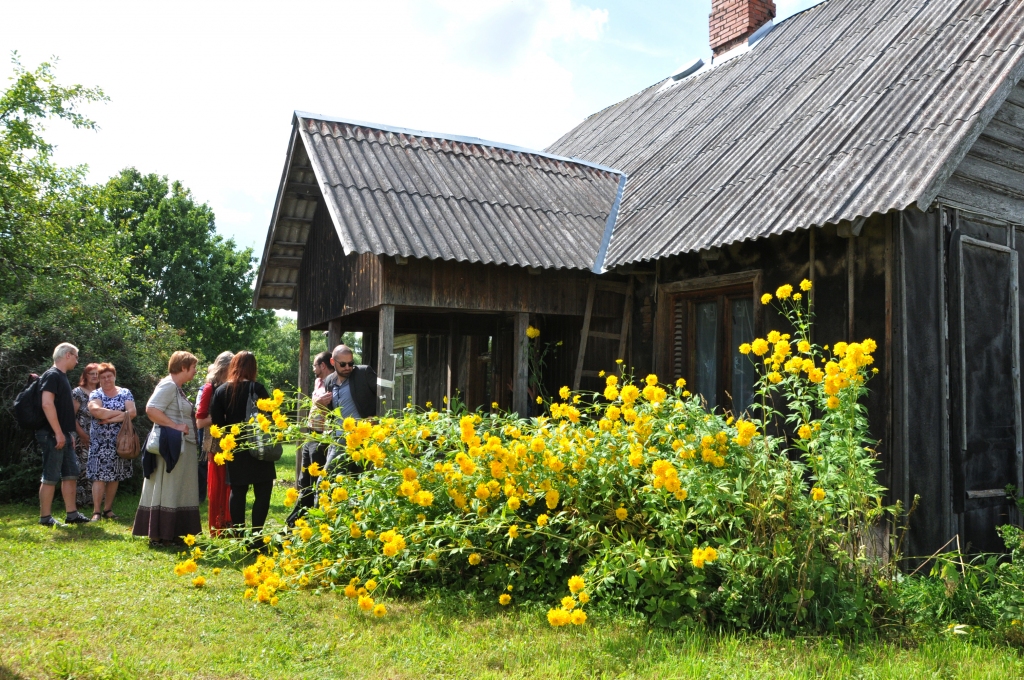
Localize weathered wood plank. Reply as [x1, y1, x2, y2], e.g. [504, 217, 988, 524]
[513, 312, 530, 417]
[617, 276, 635, 361]
[377, 305, 396, 414]
[574, 279, 597, 390]
[938, 174, 1024, 223]
[297, 329, 310, 485]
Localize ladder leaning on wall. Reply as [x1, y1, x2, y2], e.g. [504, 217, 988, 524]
[572, 276, 634, 391]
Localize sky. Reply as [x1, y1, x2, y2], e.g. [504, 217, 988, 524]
[1, 0, 823, 254]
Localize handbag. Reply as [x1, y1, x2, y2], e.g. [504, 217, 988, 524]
[116, 411, 141, 460]
[245, 382, 283, 462]
[145, 424, 161, 454]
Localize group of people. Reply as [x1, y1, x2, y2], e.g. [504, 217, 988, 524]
[34, 340, 378, 546]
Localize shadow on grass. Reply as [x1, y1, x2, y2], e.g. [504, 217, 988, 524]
[0, 664, 27, 680]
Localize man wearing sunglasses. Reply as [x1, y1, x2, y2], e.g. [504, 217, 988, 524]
[321, 344, 378, 474]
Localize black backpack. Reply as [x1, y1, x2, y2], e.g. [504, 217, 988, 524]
[13, 373, 46, 431]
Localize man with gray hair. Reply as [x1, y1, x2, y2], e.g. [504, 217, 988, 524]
[37, 343, 90, 526]
[320, 344, 378, 474]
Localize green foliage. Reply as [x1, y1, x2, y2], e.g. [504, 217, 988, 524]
[101, 167, 276, 362]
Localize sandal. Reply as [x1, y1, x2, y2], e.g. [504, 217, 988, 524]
[102, 510, 120, 520]
[90, 513, 102, 522]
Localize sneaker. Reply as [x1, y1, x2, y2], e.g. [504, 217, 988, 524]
[65, 511, 90, 524]
[39, 515, 64, 527]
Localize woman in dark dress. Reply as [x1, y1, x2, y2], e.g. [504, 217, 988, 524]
[209, 351, 276, 536]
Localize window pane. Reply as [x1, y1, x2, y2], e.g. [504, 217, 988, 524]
[731, 298, 756, 415]
[694, 301, 718, 408]
[404, 345, 414, 365]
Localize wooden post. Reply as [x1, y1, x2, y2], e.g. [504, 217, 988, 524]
[362, 330, 376, 367]
[377, 305, 395, 415]
[297, 328, 310, 485]
[573, 279, 597, 390]
[847, 236, 855, 342]
[513, 312, 530, 418]
[328, 319, 342, 352]
[446, 315, 456, 411]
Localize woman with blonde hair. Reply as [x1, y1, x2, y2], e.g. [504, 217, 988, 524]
[133, 351, 202, 546]
[196, 350, 233, 534]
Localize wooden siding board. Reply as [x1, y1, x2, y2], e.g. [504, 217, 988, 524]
[297, 199, 383, 328]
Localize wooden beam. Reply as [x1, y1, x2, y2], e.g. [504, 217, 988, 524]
[847, 236, 855, 341]
[267, 256, 303, 268]
[328, 319, 342, 351]
[513, 312, 530, 418]
[446, 315, 456, 411]
[297, 328, 310, 486]
[377, 305, 396, 415]
[617, 276, 635, 362]
[573, 279, 597, 390]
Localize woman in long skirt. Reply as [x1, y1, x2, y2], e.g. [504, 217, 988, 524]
[132, 351, 202, 546]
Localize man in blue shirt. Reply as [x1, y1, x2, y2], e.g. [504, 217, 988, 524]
[321, 344, 378, 474]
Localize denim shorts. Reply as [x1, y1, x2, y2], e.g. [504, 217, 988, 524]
[36, 430, 80, 485]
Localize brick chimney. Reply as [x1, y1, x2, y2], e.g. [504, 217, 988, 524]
[710, 0, 776, 56]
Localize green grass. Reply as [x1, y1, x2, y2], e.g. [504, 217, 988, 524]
[2, 448, 1023, 679]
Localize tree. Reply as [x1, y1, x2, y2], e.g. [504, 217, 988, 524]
[101, 168, 276, 362]
[0, 57, 184, 498]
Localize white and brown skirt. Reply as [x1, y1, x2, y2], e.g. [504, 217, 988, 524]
[132, 440, 202, 543]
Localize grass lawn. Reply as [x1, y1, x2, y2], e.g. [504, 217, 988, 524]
[2, 448, 1023, 679]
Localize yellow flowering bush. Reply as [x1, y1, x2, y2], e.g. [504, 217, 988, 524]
[191, 281, 894, 632]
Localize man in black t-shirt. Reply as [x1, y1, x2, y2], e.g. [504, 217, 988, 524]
[37, 343, 90, 527]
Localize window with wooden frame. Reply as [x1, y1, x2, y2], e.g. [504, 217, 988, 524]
[656, 271, 762, 415]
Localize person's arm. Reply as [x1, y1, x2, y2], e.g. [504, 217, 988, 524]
[73, 394, 90, 446]
[40, 390, 66, 449]
[125, 393, 137, 419]
[147, 406, 187, 434]
[89, 398, 122, 423]
[196, 384, 213, 428]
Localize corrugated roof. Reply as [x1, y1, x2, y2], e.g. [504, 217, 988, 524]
[301, 114, 623, 270]
[546, 0, 1024, 267]
[253, 114, 625, 308]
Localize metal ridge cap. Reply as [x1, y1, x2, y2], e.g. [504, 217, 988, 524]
[591, 174, 628, 274]
[293, 110, 627, 176]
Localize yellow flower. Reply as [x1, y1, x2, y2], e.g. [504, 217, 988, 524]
[798, 340, 811, 353]
[507, 525, 519, 539]
[570, 609, 587, 625]
[507, 497, 521, 511]
[183, 534, 196, 547]
[826, 396, 840, 409]
[536, 395, 543, 404]
[645, 374, 659, 386]
[800, 278, 812, 291]
[192, 575, 206, 587]
[561, 595, 576, 610]
[537, 514, 549, 527]
[761, 293, 772, 305]
[559, 386, 571, 400]
[812, 487, 826, 501]
[212, 568, 221, 576]
[365, 579, 378, 592]
[526, 325, 541, 339]
[209, 424, 223, 438]
[358, 595, 374, 611]
[491, 401, 499, 410]
[230, 424, 240, 436]
[776, 284, 793, 299]
[307, 462, 322, 477]
[568, 575, 585, 593]
[615, 507, 628, 521]
[798, 424, 812, 440]
[578, 591, 590, 604]
[547, 608, 571, 627]
[675, 377, 686, 388]
[751, 338, 770, 356]
[468, 553, 482, 565]
[499, 594, 512, 606]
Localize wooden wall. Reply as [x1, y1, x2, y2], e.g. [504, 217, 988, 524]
[297, 199, 383, 329]
[380, 257, 599, 316]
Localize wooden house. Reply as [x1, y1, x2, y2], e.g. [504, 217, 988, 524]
[254, 0, 1024, 556]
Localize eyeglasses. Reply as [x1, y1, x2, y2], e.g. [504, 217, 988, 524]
[335, 361, 355, 368]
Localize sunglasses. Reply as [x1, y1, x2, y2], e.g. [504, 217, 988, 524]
[335, 361, 355, 368]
